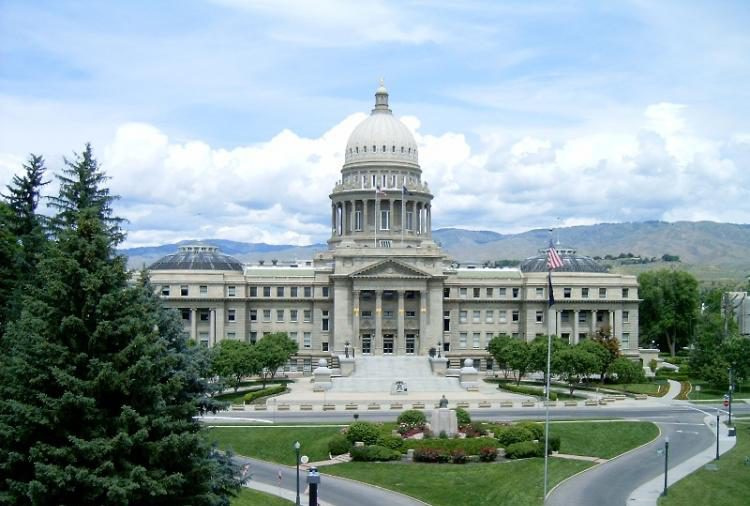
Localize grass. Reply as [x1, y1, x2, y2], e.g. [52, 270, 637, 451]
[599, 381, 668, 397]
[207, 426, 343, 465]
[323, 459, 593, 506]
[688, 380, 750, 401]
[231, 488, 293, 506]
[551, 421, 660, 459]
[659, 423, 750, 506]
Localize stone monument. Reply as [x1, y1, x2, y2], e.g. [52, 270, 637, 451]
[429, 406, 458, 437]
[312, 358, 332, 391]
[459, 358, 479, 391]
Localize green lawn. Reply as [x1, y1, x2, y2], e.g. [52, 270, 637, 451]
[659, 423, 750, 506]
[600, 382, 667, 396]
[231, 488, 293, 506]
[688, 380, 750, 401]
[323, 459, 592, 506]
[207, 426, 343, 465]
[551, 421, 660, 459]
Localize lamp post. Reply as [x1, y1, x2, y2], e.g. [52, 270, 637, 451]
[716, 409, 720, 460]
[662, 437, 670, 496]
[728, 367, 734, 425]
[294, 441, 301, 506]
[437, 341, 442, 358]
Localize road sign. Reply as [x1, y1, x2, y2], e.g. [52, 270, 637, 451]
[724, 399, 729, 408]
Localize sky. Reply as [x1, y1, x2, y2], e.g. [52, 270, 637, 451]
[1, 0, 749, 248]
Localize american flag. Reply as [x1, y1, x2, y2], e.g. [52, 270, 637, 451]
[546, 242, 564, 270]
[375, 185, 386, 197]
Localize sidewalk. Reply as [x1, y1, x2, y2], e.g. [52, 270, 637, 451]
[627, 414, 737, 505]
[661, 380, 682, 401]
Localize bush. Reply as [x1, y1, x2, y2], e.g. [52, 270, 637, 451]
[328, 435, 351, 456]
[397, 409, 426, 427]
[516, 422, 544, 441]
[376, 434, 404, 451]
[242, 385, 286, 403]
[610, 357, 646, 384]
[548, 434, 561, 452]
[454, 407, 471, 425]
[402, 437, 498, 455]
[493, 381, 558, 400]
[439, 431, 448, 439]
[451, 449, 467, 464]
[346, 422, 380, 446]
[413, 447, 450, 463]
[505, 441, 545, 459]
[496, 426, 535, 447]
[350, 445, 401, 462]
[461, 422, 485, 438]
[479, 446, 497, 462]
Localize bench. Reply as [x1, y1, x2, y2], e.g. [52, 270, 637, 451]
[457, 401, 470, 408]
[230, 404, 245, 411]
[300, 404, 313, 411]
[500, 401, 514, 408]
[389, 403, 404, 410]
[253, 404, 267, 411]
[323, 404, 336, 411]
[478, 401, 491, 408]
[584, 400, 598, 406]
[521, 400, 536, 407]
[367, 403, 381, 410]
[277, 404, 290, 411]
[564, 400, 578, 407]
[345, 403, 358, 410]
[412, 402, 426, 409]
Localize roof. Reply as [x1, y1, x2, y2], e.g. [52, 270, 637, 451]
[149, 244, 244, 272]
[520, 246, 607, 273]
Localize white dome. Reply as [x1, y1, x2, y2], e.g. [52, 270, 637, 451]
[344, 85, 418, 166]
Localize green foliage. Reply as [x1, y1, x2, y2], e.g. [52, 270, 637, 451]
[242, 385, 287, 403]
[350, 445, 401, 462]
[496, 426, 536, 447]
[376, 434, 405, 451]
[479, 447, 498, 462]
[253, 332, 297, 387]
[649, 358, 659, 372]
[450, 449, 467, 464]
[553, 346, 602, 395]
[397, 409, 426, 428]
[346, 422, 380, 446]
[505, 441, 545, 459]
[494, 381, 558, 400]
[454, 407, 471, 425]
[487, 334, 513, 375]
[592, 325, 621, 380]
[503, 338, 533, 384]
[638, 269, 699, 356]
[412, 447, 451, 463]
[402, 437, 499, 455]
[516, 422, 544, 441]
[327, 434, 351, 456]
[0, 145, 237, 505]
[529, 335, 568, 379]
[610, 357, 646, 384]
[213, 340, 258, 392]
[548, 434, 561, 452]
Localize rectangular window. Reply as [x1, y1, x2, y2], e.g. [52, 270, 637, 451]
[535, 310, 544, 323]
[380, 210, 390, 230]
[361, 310, 372, 318]
[485, 310, 494, 323]
[512, 288, 519, 298]
[498, 310, 507, 323]
[383, 310, 394, 319]
[486, 287, 493, 297]
[249, 309, 257, 321]
[200, 285, 208, 294]
[227, 309, 236, 322]
[444, 287, 450, 298]
[405, 310, 416, 317]
[486, 332, 494, 343]
[180, 285, 188, 296]
[578, 312, 587, 323]
[303, 332, 312, 349]
[276, 309, 284, 322]
[303, 309, 312, 322]
[459, 287, 467, 298]
[472, 310, 481, 323]
[512, 332, 519, 339]
[355, 210, 362, 231]
[263, 309, 271, 322]
[199, 332, 209, 346]
[181, 309, 190, 321]
[581, 287, 589, 298]
[249, 332, 257, 344]
[304, 286, 312, 297]
[622, 288, 629, 298]
[263, 286, 271, 297]
[290, 286, 298, 297]
[563, 287, 571, 298]
[561, 311, 570, 323]
[459, 310, 468, 323]
[498, 287, 506, 296]
[459, 332, 468, 349]
[622, 333, 630, 347]
[322, 342, 329, 352]
[599, 287, 607, 298]
[289, 331, 297, 345]
[473, 287, 480, 298]
[512, 310, 519, 322]
[322, 286, 329, 297]
[443, 310, 451, 331]
[277, 286, 284, 297]
[406, 211, 413, 230]
[623, 310, 629, 323]
[597, 312, 604, 322]
[290, 309, 298, 322]
[227, 286, 236, 297]
[536, 287, 544, 297]
[200, 310, 209, 321]
[322, 310, 329, 331]
[249, 286, 257, 297]
[472, 332, 481, 349]
[227, 332, 236, 340]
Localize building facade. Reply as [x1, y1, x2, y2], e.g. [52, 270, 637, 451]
[149, 85, 640, 371]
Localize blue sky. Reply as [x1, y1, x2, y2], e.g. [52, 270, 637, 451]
[2, 0, 749, 247]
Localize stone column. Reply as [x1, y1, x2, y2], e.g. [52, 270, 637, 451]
[363, 198, 369, 234]
[331, 204, 336, 235]
[352, 290, 360, 350]
[547, 308, 555, 336]
[573, 309, 579, 344]
[419, 290, 428, 351]
[215, 307, 225, 344]
[209, 309, 216, 346]
[555, 310, 562, 337]
[375, 290, 383, 355]
[609, 310, 614, 336]
[397, 290, 405, 354]
[190, 308, 198, 342]
[614, 309, 622, 340]
[591, 309, 597, 336]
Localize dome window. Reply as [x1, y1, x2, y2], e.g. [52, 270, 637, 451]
[356, 147, 359, 153]
[382, 145, 386, 152]
[408, 148, 411, 153]
[401, 146, 404, 153]
[392, 145, 395, 152]
[373, 145, 376, 152]
[363, 146, 367, 152]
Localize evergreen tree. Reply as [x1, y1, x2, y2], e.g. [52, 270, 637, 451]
[0, 145, 237, 505]
[0, 202, 20, 334]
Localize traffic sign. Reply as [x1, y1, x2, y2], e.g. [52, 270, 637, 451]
[724, 399, 729, 408]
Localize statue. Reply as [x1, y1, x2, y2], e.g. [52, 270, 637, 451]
[438, 394, 448, 408]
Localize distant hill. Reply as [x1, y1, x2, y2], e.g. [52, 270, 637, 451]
[121, 221, 750, 282]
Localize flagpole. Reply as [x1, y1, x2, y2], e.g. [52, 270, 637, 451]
[543, 268, 552, 502]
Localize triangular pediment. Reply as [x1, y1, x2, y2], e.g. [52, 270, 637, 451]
[350, 259, 432, 279]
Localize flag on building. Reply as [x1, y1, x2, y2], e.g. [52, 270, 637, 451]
[376, 185, 386, 197]
[402, 184, 412, 196]
[546, 242, 564, 270]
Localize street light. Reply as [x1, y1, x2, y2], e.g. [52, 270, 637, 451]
[437, 341, 442, 358]
[662, 437, 670, 496]
[728, 367, 734, 425]
[294, 441, 301, 506]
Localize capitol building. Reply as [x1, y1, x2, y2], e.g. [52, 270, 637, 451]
[149, 85, 640, 373]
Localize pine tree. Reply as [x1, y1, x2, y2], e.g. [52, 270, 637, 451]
[0, 145, 237, 505]
[0, 202, 20, 335]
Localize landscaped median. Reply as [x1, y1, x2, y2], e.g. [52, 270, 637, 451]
[208, 415, 660, 506]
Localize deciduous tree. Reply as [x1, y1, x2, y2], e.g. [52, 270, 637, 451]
[253, 332, 297, 388]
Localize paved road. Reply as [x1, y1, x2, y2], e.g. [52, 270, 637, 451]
[546, 413, 714, 506]
[234, 454, 425, 506]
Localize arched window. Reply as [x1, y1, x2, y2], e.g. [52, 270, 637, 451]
[363, 146, 367, 152]
[392, 145, 395, 152]
[408, 148, 411, 154]
[373, 145, 376, 152]
[356, 147, 359, 153]
[401, 146, 404, 153]
[382, 145, 386, 152]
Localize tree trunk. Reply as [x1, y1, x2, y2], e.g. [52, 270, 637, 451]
[666, 332, 676, 357]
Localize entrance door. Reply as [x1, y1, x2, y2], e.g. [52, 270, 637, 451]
[362, 334, 371, 354]
[406, 334, 416, 355]
[383, 334, 394, 354]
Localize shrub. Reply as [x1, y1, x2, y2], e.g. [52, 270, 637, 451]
[346, 422, 380, 446]
[242, 385, 286, 403]
[495, 382, 558, 401]
[548, 434, 561, 452]
[496, 426, 535, 447]
[505, 441, 545, 459]
[397, 409, 426, 428]
[451, 449, 467, 464]
[610, 357, 646, 384]
[454, 407, 471, 425]
[516, 422, 544, 441]
[350, 445, 401, 462]
[402, 437, 498, 455]
[479, 446, 497, 462]
[413, 447, 450, 463]
[328, 435, 351, 456]
[376, 434, 404, 451]
[461, 422, 485, 438]
[439, 430, 448, 439]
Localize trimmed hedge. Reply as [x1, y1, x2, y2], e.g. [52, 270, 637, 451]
[346, 422, 380, 446]
[327, 434, 351, 456]
[397, 409, 426, 427]
[505, 441, 545, 459]
[495, 382, 558, 401]
[496, 426, 535, 447]
[350, 445, 401, 462]
[242, 385, 286, 403]
[376, 434, 404, 451]
[451, 449, 467, 464]
[413, 447, 450, 463]
[402, 437, 498, 455]
[479, 446, 497, 462]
